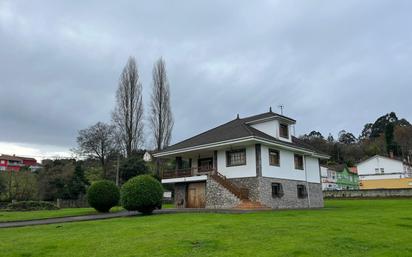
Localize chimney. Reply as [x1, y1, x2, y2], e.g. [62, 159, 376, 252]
[389, 151, 394, 159]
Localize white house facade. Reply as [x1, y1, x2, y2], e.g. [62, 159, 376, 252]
[153, 110, 328, 209]
[357, 155, 412, 189]
[320, 166, 338, 190]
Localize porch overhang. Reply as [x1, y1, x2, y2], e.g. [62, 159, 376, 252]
[161, 175, 207, 184]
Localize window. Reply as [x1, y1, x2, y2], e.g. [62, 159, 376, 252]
[271, 183, 283, 198]
[269, 149, 280, 166]
[226, 149, 246, 167]
[294, 154, 304, 170]
[0, 160, 4, 164]
[297, 185, 307, 198]
[375, 168, 379, 174]
[279, 123, 289, 138]
[380, 168, 384, 173]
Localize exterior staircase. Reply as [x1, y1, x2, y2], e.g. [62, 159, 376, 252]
[210, 171, 270, 210]
[210, 171, 249, 200]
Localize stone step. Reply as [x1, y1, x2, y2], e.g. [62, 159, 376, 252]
[235, 200, 271, 210]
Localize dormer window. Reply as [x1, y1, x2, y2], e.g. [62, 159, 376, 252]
[279, 123, 289, 138]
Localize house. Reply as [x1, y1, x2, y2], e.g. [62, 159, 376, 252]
[153, 110, 328, 209]
[143, 151, 152, 162]
[334, 165, 359, 190]
[357, 155, 412, 189]
[0, 154, 41, 172]
[320, 166, 338, 190]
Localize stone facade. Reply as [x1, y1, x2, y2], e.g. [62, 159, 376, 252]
[174, 183, 187, 208]
[205, 178, 240, 209]
[230, 177, 323, 209]
[172, 177, 323, 209]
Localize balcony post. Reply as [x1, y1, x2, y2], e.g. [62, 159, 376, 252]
[175, 156, 182, 177]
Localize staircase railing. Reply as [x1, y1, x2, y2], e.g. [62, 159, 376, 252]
[210, 171, 249, 200]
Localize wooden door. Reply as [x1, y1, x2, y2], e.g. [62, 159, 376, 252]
[187, 182, 206, 208]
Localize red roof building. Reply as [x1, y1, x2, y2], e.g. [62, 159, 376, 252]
[0, 154, 41, 171]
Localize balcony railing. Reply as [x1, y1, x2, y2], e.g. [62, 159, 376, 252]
[162, 166, 215, 179]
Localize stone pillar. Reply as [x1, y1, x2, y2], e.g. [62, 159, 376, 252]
[255, 144, 262, 177]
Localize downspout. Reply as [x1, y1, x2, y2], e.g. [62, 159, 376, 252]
[304, 155, 311, 208]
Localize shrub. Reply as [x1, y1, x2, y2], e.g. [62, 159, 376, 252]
[87, 180, 120, 213]
[7, 201, 59, 211]
[121, 175, 163, 214]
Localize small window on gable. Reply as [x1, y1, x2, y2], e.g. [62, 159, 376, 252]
[294, 154, 304, 170]
[297, 185, 307, 198]
[375, 168, 379, 174]
[272, 183, 283, 198]
[380, 168, 384, 173]
[279, 123, 289, 138]
[226, 149, 246, 167]
[269, 149, 280, 166]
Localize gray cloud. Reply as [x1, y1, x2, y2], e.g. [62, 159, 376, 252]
[0, 0, 411, 154]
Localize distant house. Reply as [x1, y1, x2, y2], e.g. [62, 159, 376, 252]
[0, 154, 41, 172]
[143, 151, 152, 162]
[357, 155, 412, 189]
[153, 110, 328, 209]
[320, 166, 338, 190]
[336, 165, 359, 190]
[321, 165, 358, 190]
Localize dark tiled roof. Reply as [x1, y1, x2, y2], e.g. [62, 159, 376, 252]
[322, 164, 357, 174]
[160, 113, 325, 155]
[242, 111, 296, 123]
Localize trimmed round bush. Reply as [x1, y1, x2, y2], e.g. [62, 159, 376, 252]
[7, 201, 59, 211]
[121, 175, 163, 214]
[87, 180, 120, 213]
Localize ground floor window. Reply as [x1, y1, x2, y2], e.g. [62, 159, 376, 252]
[226, 149, 246, 166]
[297, 185, 307, 198]
[271, 183, 283, 198]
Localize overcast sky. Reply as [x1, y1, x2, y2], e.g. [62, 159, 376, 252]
[1, 1, 411, 160]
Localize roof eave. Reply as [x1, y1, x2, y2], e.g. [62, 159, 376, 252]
[154, 136, 329, 159]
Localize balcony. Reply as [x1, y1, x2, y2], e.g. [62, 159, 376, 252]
[162, 166, 215, 179]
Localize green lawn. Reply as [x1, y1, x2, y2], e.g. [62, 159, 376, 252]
[1, 199, 411, 257]
[0, 207, 124, 222]
[0, 205, 174, 223]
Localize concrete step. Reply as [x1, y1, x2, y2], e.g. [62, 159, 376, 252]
[235, 200, 271, 210]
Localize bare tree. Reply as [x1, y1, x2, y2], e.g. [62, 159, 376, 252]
[150, 58, 173, 175]
[112, 57, 144, 157]
[77, 122, 116, 178]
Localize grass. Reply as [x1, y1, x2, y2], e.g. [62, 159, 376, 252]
[0, 204, 175, 223]
[0, 199, 411, 257]
[0, 206, 124, 222]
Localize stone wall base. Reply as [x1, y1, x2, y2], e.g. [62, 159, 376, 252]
[205, 178, 241, 209]
[230, 177, 323, 209]
[172, 177, 323, 209]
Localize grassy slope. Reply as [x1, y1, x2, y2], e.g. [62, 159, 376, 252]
[1, 199, 412, 257]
